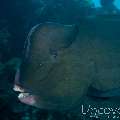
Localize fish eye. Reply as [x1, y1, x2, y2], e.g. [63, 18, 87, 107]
[49, 48, 58, 58]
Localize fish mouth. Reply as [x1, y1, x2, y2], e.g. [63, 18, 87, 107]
[13, 84, 36, 105]
[18, 92, 30, 99]
[13, 84, 25, 92]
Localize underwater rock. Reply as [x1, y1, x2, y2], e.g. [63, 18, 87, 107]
[0, 26, 11, 62]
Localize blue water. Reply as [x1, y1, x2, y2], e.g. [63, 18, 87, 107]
[93, 0, 120, 9]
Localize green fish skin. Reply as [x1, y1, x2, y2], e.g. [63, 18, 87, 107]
[13, 19, 120, 111]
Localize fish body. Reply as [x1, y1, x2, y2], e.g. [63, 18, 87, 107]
[14, 19, 120, 111]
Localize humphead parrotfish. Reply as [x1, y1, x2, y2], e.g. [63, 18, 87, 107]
[13, 20, 120, 111]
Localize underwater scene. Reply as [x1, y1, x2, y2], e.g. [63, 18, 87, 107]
[1, 0, 120, 119]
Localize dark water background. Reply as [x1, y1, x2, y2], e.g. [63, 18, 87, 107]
[0, 0, 120, 119]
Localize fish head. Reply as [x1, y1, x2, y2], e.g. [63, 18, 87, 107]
[13, 22, 92, 111]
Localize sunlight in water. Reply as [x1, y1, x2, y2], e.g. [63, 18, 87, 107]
[92, 0, 120, 9]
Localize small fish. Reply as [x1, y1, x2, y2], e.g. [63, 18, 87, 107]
[13, 21, 120, 111]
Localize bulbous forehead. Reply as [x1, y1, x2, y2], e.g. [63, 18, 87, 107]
[17, 22, 79, 92]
